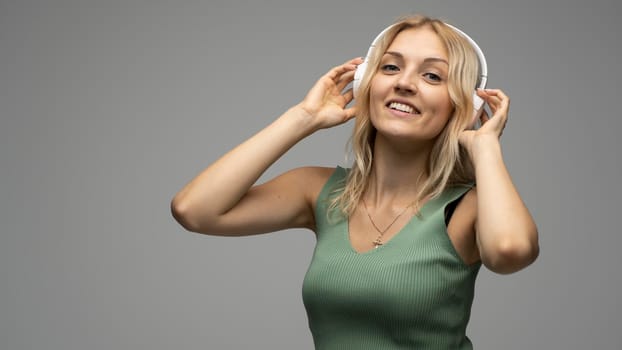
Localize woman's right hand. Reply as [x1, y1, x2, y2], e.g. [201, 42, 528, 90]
[297, 57, 363, 130]
[171, 58, 363, 236]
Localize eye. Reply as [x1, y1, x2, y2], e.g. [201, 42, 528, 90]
[423, 72, 442, 82]
[380, 64, 400, 73]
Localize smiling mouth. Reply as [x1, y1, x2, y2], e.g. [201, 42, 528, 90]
[387, 101, 420, 115]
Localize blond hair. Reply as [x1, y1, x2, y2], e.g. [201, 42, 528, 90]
[330, 14, 480, 218]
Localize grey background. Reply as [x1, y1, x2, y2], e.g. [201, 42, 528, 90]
[2, 0, 620, 349]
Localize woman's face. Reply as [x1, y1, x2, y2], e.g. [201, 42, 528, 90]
[369, 26, 454, 146]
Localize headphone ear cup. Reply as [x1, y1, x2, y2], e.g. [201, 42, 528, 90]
[352, 61, 367, 99]
[470, 91, 485, 129]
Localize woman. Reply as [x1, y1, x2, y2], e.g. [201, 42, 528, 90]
[171, 14, 539, 349]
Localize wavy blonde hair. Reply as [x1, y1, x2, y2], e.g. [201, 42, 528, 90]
[330, 14, 480, 218]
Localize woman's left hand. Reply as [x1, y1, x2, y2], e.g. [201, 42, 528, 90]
[459, 88, 510, 156]
[459, 88, 539, 274]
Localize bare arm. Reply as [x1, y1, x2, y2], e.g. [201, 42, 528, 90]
[460, 89, 539, 274]
[171, 58, 362, 235]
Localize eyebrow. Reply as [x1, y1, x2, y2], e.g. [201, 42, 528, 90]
[384, 51, 449, 65]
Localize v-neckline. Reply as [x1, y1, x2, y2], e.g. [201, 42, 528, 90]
[346, 196, 439, 255]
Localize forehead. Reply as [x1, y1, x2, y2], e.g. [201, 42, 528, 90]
[385, 27, 448, 60]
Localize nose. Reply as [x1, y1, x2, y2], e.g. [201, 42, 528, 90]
[394, 73, 417, 95]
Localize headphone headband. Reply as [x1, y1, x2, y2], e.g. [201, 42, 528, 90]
[444, 23, 488, 89]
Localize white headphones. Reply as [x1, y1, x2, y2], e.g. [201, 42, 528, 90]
[352, 22, 489, 122]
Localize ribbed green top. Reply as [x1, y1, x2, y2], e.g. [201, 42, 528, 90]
[302, 167, 480, 349]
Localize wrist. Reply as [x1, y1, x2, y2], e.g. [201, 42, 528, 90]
[470, 135, 502, 164]
[280, 105, 320, 137]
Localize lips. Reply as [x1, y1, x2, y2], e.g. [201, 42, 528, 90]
[386, 100, 420, 115]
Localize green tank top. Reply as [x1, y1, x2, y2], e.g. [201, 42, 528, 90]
[302, 167, 480, 349]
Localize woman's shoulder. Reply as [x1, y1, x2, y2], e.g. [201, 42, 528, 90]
[295, 165, 343, 185]
[283, 165, 337, 188]
[287, 166, 338, 180]
[285, 166, 344, 202]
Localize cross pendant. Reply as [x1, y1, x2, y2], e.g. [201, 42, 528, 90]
[373, 237, 383, 248]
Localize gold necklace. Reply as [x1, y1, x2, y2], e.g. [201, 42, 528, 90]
[362, 198, 415, 248]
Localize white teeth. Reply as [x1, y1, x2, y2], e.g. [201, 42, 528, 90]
[388, 102, 416, 114]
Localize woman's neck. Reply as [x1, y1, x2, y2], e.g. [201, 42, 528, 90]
[366, 135, 432, 207]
